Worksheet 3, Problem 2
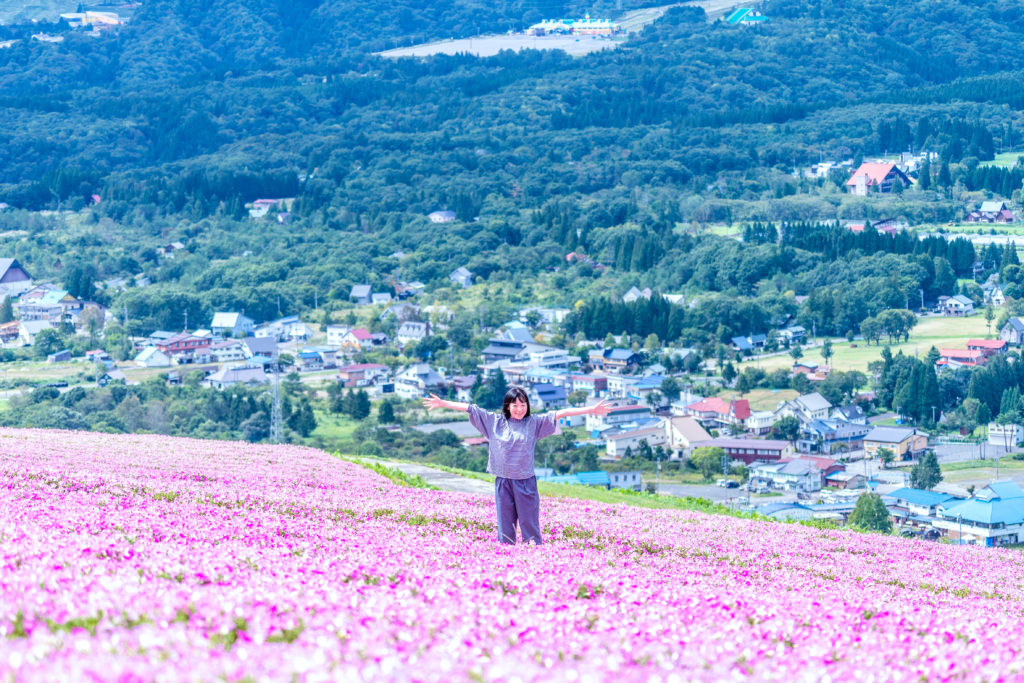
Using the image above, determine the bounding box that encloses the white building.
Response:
[210,312,255,338]
[988,422,1023,448]
[605,424,667,459]
[134,346,172,368]
[326,325,350,346]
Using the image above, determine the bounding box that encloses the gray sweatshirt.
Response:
[467,404,559,479]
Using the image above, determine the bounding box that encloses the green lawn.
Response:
[751,314,995,375]
[979,151,1023,168]
[311,409,362,443]
[727,387,798,411]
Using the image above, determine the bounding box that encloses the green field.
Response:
[978,151,1024,168]
[750,314,995,375]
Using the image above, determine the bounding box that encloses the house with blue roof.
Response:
[887,487,959,518]
[1000,317,1024,346]
[798,419,871,454]
[530,382,567,410]
[588,348,642,373]
[932,481,1024,546]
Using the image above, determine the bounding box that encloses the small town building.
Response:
[337,363,390,388]
[609,471,643,491]
[942,295,975,317]
[700,438,795,464]
[988,422,1024,448]
[664,416,712,459]
[846,162,912,195]
[933,481,1024,546]
[135,346,172,368]
[204,366,269,390]
[1000,318,1024,345]
[604,424,668,459]
[863,426,928,460]
[449,267,473,288]
[210,312,255,338]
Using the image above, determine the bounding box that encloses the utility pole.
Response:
[270,367,283,444]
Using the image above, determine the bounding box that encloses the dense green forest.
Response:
[0,0,1022,356]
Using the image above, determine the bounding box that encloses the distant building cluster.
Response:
[526,17,621,37]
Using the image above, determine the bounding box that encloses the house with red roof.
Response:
[966,339,1007,358]
[340,328,374,350]
[936,348,986,368]
[683,396,751,429]
[846,162,912,196]
[337,363,390,388]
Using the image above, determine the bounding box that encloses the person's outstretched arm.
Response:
[422,393,469,413]
[555,398,611,420]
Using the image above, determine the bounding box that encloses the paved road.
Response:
[364,459,494,496]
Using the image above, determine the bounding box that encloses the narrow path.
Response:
[367,459,494,496]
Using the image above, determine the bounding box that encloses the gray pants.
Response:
[494,476,542,545]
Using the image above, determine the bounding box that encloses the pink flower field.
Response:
[3,428,1024,682]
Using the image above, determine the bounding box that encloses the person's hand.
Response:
[422,393,444,411]
[590,399,611,417]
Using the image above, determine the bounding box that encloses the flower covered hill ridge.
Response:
[2,429,1023,682]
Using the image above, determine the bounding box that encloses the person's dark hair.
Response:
[502,386,531,419]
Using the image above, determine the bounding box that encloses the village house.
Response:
[562,372,608,398]
[966,338,1007,358]
[134,346,172,368]
[0,320,20,343]
[776,392,833,424]
[326,325,350,346]
[529,383,567,410]
[340,328,375,350]
[0,258,33,299]
[247,197,294,219]
[337,363,390,388]
[604,423,668,459]
[16,288,82,324]
[798,420,871,454]
[203,366,269,390]
[588,348,643,374]
[825,471,867,490]
[887,487,959,527]
[831,404,868,425]
[942,295,975,317]
[863,426,928,460]
[585,403,653,433]
[988,422,1024,448]
[242,336,279,361]
[749,459,823,492]
[965,201,1015,224]
[17,320,52,346]
[664,415,712,459]
[682,396,751,430]
[210,312,255,338]
[155,332,212,364]
[297,347,338,371]
[428,210,457,223]
[1000,318,1024,346]
[746,410,777,435]
[936,348,986,369]
[209,339,247,364]
[609,471,643,491]
[702,438,795,465]
[845,162,912,195]
[449,267,473,288]
[394,363,446,399]
[396,321,430,347]
[932,481,1024,546]
[622,286,652,303]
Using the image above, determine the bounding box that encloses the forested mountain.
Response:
[0,0,1022,342]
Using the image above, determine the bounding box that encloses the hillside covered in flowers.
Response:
[2,428,1023,681]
